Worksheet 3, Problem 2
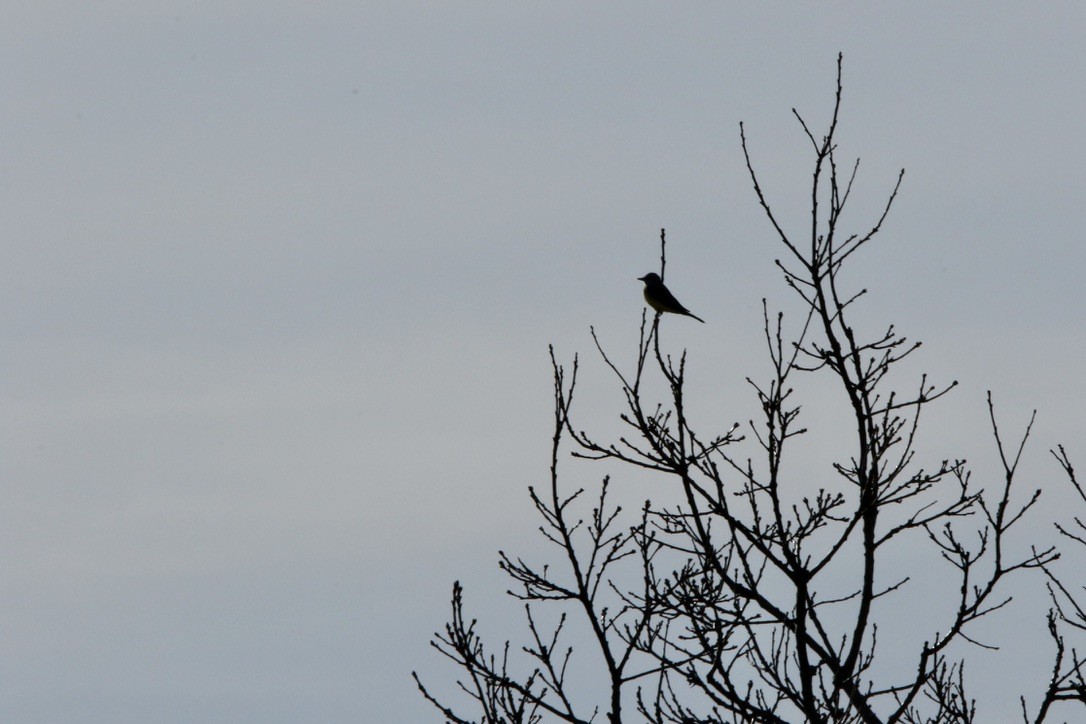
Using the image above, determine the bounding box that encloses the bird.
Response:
[638,273,705,323]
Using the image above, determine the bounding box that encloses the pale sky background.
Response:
[3,3,1086,723]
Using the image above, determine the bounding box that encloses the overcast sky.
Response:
[3,3,1086,722]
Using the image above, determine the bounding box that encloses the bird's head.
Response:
[638,273,662,284]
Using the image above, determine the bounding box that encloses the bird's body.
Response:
[638,273,705,323]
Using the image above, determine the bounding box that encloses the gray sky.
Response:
[3,3,1086,722]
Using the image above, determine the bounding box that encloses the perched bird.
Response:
[638,273,705,323]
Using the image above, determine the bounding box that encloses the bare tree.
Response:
[413,54,1086,724]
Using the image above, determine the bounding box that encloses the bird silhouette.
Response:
[638,273,704,323]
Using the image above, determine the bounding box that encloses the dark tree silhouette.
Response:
[413,55,1086,724]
